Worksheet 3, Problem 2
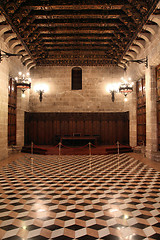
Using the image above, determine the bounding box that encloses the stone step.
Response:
[133,146,141,153]
[153,152,160,162]
[8,145,21,155]
[133,145,146,155]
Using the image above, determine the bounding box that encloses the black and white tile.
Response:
[0,154,160,239]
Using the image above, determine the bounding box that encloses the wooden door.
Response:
[137,78,146,145]
[156,65,160,150]
[8,78,17,146]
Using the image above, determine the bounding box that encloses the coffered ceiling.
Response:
[0,0,159,67]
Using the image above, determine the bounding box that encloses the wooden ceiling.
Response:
[0,0,159,66]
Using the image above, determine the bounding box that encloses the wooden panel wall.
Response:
[8,78,17,146]
[156,64,160,150]
[25,112,129,146]
[137,78,146,146]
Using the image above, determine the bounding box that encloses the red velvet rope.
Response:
[32,142,123,151]
[32,142,94,151]
[32,143,59,150]
[90,143,96,148]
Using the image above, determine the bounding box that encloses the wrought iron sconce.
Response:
[106,84,119,102]
[15,72,31,98]
[34,84,48,102]
[119,77,134,101]
[124,56,148,71]
[0,49,23,63]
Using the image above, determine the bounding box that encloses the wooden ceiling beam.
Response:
[24,22,118,28]
[31,10,124,19]
[28,26,116,34]
[41,37,113,41]
[35,60,117,66]
[32,29,118,35]
[27,5,124,10]
[41,54,112,58]
[37,48,113,51]
[24,32,116,40]
[20,0,126,11]
[42,40,113,45]
[34,15,120,20]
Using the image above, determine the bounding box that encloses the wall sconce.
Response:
[0,49,23,63]
[119,77,134,101]
[15,71,31,98]
[124,56,148,71]
[106,84,119,102]
[34,84,48,102]
[21,89,26,98]
[126,56,148,67]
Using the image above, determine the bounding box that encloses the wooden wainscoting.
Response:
[24,112,129,146]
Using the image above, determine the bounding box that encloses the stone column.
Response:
[129,88,137,147]
[145,66,158,160]
[16,89,29,148]
[0,62,9,161]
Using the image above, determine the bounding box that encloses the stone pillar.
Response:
[0,62,9,161]
[16,89,29,147]
[145,66,158,160]
[129,88,137,147]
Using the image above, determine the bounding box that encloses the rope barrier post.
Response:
[89,142,92,156]
[31,157,34,173]
[117,141,120,169]
[59,142,62,156]
[142,140,145,157]
[88,142,92,170]
[31,141,34,155]
[30,142,34,173]
[58,142,62,172]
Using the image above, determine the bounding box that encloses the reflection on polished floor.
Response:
[0,153,160,240]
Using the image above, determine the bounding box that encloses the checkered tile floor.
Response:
[0,154,160,240]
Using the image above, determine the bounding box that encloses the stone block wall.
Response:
[0,58,9,160]
[29,65,136,146]
[127,24,160,157]
[16,89,29,147]
[0,36,29,161]
[145,66,158,159]
[30,66,130,113]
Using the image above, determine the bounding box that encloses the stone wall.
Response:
[0,11,160,160]
[0,36,29,161]
[145,66,158,159]
[0,57,9,160]
[0,35,9,160]
[127,24,160,157]
[30,66,131,113]
[29,65,136,146]
[16,89,29,147]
